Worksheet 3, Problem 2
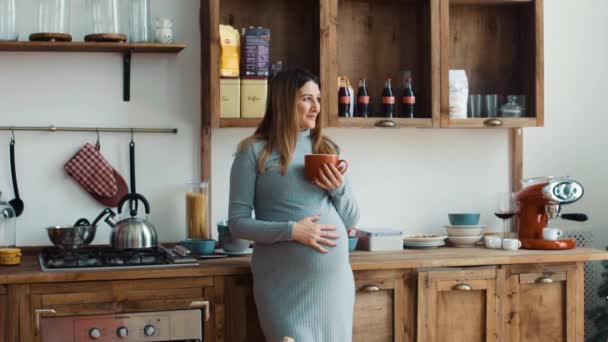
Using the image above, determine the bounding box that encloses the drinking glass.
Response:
[0,0,17,41]
[495,192,518,239]
[186,182,210,240]
[468,94,482,118]
[484,94,499,118]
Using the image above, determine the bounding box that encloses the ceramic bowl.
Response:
[446,227,484,237]
[448,213,480,226]
[447,235,483,247]
[348,236,358,252]
[181,238,217,255]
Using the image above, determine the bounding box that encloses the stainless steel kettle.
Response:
[92,193,158,249]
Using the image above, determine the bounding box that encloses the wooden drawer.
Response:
[22,277,215,342]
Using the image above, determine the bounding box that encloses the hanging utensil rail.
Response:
[0,126,177,134]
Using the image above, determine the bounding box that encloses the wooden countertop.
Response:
[1,247,607,284]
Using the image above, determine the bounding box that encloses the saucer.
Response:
[215,248,253,256]
[444,224,487,229]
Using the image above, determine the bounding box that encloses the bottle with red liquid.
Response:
[356,79,369,118]
[401,76,415,118]
[338,77,351,117]
[382,78,395,118]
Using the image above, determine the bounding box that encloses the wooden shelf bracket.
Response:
[123,50,132,102]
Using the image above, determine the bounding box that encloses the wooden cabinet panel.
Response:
[418,267,500,342]
[224,275,265,342]
[507,263,582,342]
[21,277,215,342]
[0,285,7,342]
[353,270,415,342]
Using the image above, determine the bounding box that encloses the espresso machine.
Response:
[516,177,588,250]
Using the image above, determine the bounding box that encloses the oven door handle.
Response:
[35,308,57,333]
[189,300,210,322]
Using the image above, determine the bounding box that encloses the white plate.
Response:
[404,242,446,249]
[403,240,446,246]
[215,248,253,256]
[447,235,484,246]
[403,235,448,243]
[444,224,487,229]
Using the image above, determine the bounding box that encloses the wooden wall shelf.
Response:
[0,41,186,101]
[447,117,537,128]
[220,118,262,128]
[336,118,434,129]
[0,41,185,53]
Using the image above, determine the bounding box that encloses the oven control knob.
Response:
[89,328,101,339]
[117,326,128,338]
[144,324,156,336]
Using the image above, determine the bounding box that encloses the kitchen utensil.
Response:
[495,192,518,238]
[484,235,502,249]
[304,154,348,182]
[502,238,521,251]
[86,138,158,249]
[447,235,483,247]
[468,94,482,118]
[180,238,217,255]
[483,94,499,117]
[542,227,563,241]
[8,136,24,217]
[516,176,586,249]
[186,182,210,239]
[445,227,484,237]
[46,223,97,249]
[0,191,16,247]
[215,247,253,256]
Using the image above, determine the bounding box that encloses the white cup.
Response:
[502,238,521,251]
[484,235,502,249]
[543,228,563,241]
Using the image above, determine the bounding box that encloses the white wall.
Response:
[0,0,201,245]
[1,0,605,257]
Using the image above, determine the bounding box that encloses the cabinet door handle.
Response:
[35,308,56,333]
[190,300,210,322]
[374,119,396,128]
[453,284,472,291]
[484,118,503,127]
[361,284,381,292]
[536,276,554,284]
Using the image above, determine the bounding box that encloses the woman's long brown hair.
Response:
[238,68,338,175]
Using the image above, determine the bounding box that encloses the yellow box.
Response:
[241,78,268,118]
[220,78,240,118]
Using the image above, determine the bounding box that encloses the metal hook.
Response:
[96,128,101,143]
[10,128,15,142]
[130,128,134,143]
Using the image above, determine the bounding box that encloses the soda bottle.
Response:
[382,78,395,118]
[401,76,415,118]
[356,79,369,118]
[338,77,351,117]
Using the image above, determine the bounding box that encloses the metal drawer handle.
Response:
[35,308,56,332]
[454,284,472,291]
[190,300,210,322]
[537,276,554,284]
[484,118,503,127]
[361,285,381,292]
[374,119,396,128]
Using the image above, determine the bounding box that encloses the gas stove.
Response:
[39,245,198,272]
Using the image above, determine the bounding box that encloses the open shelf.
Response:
[0,41,185,53]
[440,0,542,127]
[448,117,537,128]
[336,117,433,128]
[220,118,262,128]
[330,0,439,128]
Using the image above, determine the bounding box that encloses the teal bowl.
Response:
[448,213,480,226]
[348,237,358,252]
[181,239,217,255]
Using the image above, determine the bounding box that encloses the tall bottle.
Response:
[338,77,351,117]
[401,76,415,118]
[382,78,395,118]
[356,79,369,118]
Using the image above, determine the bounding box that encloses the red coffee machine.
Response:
[516,177,588,250]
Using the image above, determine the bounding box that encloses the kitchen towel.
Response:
[65,143,128,207]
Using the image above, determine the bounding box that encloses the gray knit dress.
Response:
[228,129,360,342]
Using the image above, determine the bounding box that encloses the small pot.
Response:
[46,223,97,250]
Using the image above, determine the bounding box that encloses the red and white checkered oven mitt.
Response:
[65,143,128,207]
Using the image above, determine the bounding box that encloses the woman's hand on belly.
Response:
[292,215,338,253]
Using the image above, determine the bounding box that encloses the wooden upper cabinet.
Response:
[505,263,583,342]
[325,0,440,128]
[440,0,544,128]
[417,267,501,342]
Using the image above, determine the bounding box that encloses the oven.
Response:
[38,304,208,342]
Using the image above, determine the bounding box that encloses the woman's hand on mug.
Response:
[314,163,345,191]
[292,215,338,253]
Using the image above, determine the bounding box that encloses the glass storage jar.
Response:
[0,192,17,248]
[500,95,524,118]
[186,182,210,240]
[85,0,126,41]
[31,0,71,41]
[0,0,17,41]
[130,0,150,42]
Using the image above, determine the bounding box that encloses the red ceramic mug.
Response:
[304,154,348,182]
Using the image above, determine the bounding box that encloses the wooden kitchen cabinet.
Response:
[1,285,7,342]
[417,267,501,342]
[353,269,416,342]
[223,275,266,342]
[19,277,216,342]
[505,263,584,342]
[440,0,544,128]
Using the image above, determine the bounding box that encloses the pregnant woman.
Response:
[228,68,360,341]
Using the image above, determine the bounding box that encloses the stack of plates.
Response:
[403,235,448,249]
[444,225,486,247]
